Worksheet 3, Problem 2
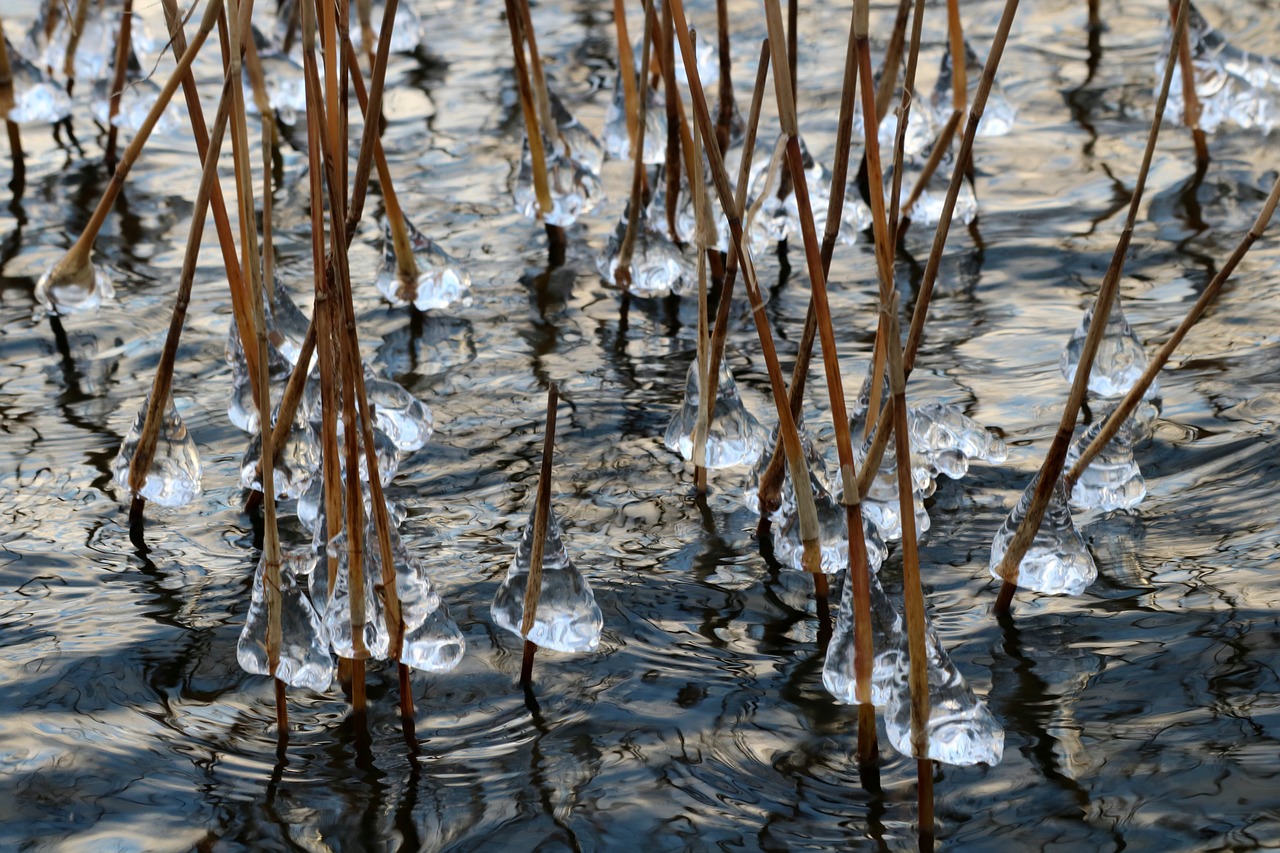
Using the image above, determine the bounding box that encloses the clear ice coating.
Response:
[5,55,72,123]
[1066,415,1147,511]
[266,278,312,365]
[296,474,407,535]
[491,506,603,653]
[771,478,888,576]
[989,474,1097,596]
[364,364,434,452]
[250,53,308,126]
[1060,294,1161,401]
[1163,3,1280,134]
[823,567,908,707]
[855,433,933,544]
[34,262,115,316]
[646,166,730,253]
[746,138,872,253]
[548,91,605,178]
[883,617,1005,766]
[513,136,605,228]
[237,551,335,692]
[111,393,203,507]
[373,217,472,312]
[226,330,295,434]
[379,526,466,672]
[354,0,427,54]
[602,70,667,164]
[663,357,765,469]
[890,149,980,227]
[596,202,695,298]
[91,78,185,135]
[239,417,321,500]
[908,401,1009,480]
[323,529,391,660]
[930,40,1017,137]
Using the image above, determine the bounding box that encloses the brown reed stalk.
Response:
[225,0,288,735]
[356,0,375,64]
[666,0,822,574]
[874,0,911,122]
[0,16,25,186]
[502,0,565,261]
[887,0,927,239]
[242,25,279,151]
[159,0,257,394]
[616,0,657,292]
[902,0,1021,377]
[104,0,132,168]
[62,0,89,84]
[520,384,560,686]
[690,40,770,487]
[128,75,234,525]
[514,0,553,132]
[1067,173,1280,488]
[1169,0,1209,168]
[613,0,640,149]
[342,23,423,302]
[661,0,682,240]
[714,0,734,154]
[39,0,225,308]
[945,0,967,114]
[691,96,712,494]
[993,0,1194,614]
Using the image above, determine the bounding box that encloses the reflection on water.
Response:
[2,0,1280,849]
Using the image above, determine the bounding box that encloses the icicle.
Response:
[237,550,334,692]
[111,393,203,507]
[664,357,765,469]
[373,218,472,312]
[1066,416,1147,511]
[989,474,1097,596]
[1061,295,1160,401]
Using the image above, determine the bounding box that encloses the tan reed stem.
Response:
[616,0,657,291]
[104,0,133,168]
[1066,173,1280,488]
[63,0,89,82]
[993,0,1194,613]
[660,0,681,240]
[613,0,639,149]
[945,0,967,114]
[520,384,560,685]
[503,0,561,255]
[667,0,821,573]
[1169,0,1209,168]
[41,0,225,304]
[691,101,711,490]
[515,0,553,132]
[874,0,912,122]
[714,0,734,154]
[129,75,234,511]
[887,0,928,240]
[0,16,26,181]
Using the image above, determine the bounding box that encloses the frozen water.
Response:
[239,417,321,500]
[373,217,472,312]
[266,278,312,366]
[597,202,695,298]
[237,551,334,692]
[824,568,907,707]
[908,401,1008,480]
[513,137,605,227]
[884,617,1004,766]
[930,40,1017,137]
[664,357,765,469]
[34,262,115,316]
[1066,416,1147,511]
[226,329,294,434]
[1061,295,1160,401]
[364,364,434,453]
[111,393,202,507]
[548,91,605,178]
[91,78,186,135]
[6,55,71,123]
[491,505,603,653]
[989,474,1097,595]
[602,70,668,164]
[353,0,426,54]
[323,528,391,660]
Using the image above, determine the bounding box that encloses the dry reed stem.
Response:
[356,0,375,64]
[874,0,912,122]
[503,0,555,224]
[242,25,279,151]
[945,0,967,114]
[666,0,821,571]
[691,107,711,485]
[0,18,26,192]
[104,0,133,168]
[520,384,560,685]
[129,75,234,504]
[617,0,657,290]
[63,0,89,82]
[515,0,554,132]
[613,0,640,148]
[917,758,935,851]
[714,0,734,154]
[661,1,682,240]
[887,0,928,240]
[1067,173,1280,487]
[159,0,257,394]
[42,0,224,299]
[1169,0,1209,168]
[884,294,929,761]
[993,0,1194,612]
[903,0,1020,377]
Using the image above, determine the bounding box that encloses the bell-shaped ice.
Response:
[1066,416,1146,511]
[364,364,434,453]
[323,528,391,660]
[266,278,312,365]
[664,357,765,469]
[34,262,115,316]
[597,202,696,298]
[111,393,202,507]
[226,321,295,433]
[824,566,907,707]
[602,70,668,164]
[884,617,1004,766]
[491,506,603,653]
[989,474,1097,595]
[373,217,471,312]
[237,550,335,692]
[548,91,605,178]
[239,417,321,500]
[930,40,1016,137]
[6,54,72,123]
[394,545,466,672]
[513,136,605,228]
[856,432,933,543]
[1060,295,1160,401]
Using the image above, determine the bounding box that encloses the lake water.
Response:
[2,0,1280,849]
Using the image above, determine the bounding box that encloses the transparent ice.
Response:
[1060,295,1160,401]
[930,40,1017,137]
[353,0,426,54]
[111,393,203,507]
[373,217,472,312]
[5,55,71,123]
[239,417,321,500]
[908,401,1009,480]
[602,70,668,164]
[513,136,605,227]
[237,551,334,692]
[989,474,1097,596]
[323,528,391,660]
[91,78,186,135]
[1066,416,1147,511]
[266,278,312,366]
[34,262,115,316]
[226,328,294,434]
[664,357,765,469]
[379,526,465,672]
[597,201,695,298]
[548,91,605,178]
[824,567,908,707]
[364,364,434,453]
[646,168,730,253]
[492,506,603,653]
[884,617,1005,766]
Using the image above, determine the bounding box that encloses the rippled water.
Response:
[3,0,1280,849]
